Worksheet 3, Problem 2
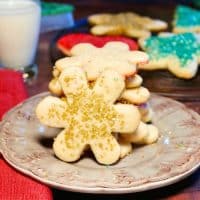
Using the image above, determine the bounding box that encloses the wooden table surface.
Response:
[26,1,200,199]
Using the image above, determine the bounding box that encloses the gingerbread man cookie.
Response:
[139,33,200,79]
[88,12,167,39]
[36,67,141,165]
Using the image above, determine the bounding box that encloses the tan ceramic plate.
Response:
[0,92,200,194]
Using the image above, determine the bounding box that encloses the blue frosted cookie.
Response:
[139,33,200,79]
[173,5,200,33]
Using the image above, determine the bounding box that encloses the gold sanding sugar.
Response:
[64,90,120,148]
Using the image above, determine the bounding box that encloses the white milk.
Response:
[0,0,41,69]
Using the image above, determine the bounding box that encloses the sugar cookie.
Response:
[36,67,141,165]
[121,122,159,145]
[88,12,167,39]
[139,33,200,79]
[173,5,200,33]
[57,33,138,56]
[119,86,150,105]
[55,42,148,81]
[125,74,143,89]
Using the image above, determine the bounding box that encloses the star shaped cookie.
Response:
[139,33,200,79]
[88,12,167,39]
[36,67,141,165]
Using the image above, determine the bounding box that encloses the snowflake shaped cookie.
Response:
[36,67,140,165]
[88,12,167,39]
[55,42,148,81]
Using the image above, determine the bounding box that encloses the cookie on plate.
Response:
[119,86,150,105]
[57,33,138,56]
[120,121,159,145]
[139,33,200,79]
[36,67,141,165]
[88,12,167,38]
[173,5,200,33]
[55,41,148,81]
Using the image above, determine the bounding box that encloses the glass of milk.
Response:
[0,0,41,79]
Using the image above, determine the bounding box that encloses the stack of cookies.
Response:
[36,42,159,165]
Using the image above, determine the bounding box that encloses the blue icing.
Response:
[174,5,200,27]
[144,33,200,67]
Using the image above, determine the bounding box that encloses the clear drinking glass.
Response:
[0,0,41,80]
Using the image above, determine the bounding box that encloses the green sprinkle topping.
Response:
[144,33,200,67]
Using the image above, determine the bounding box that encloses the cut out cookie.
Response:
[125,74,143,89]
[139,33,200,79]
[119,86,150,105]
[57,33,138,56]
[120,122,159,145]
[36,67,141,165]
[55,42,148,81]
[173,5,200,33]
[88,12,167,39]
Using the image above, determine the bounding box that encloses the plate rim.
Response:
[0,149,199,194]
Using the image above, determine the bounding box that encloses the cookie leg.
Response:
[90,134,120,165]
[53,129,86,162]
[168,58,199,79]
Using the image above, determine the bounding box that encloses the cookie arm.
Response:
[59,67,88,97]
[36,96,69,128]
[113,103,141,133]
[93,70,125,104]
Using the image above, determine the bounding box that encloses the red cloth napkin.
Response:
[0,69,53,200]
